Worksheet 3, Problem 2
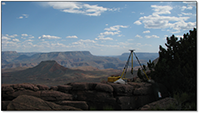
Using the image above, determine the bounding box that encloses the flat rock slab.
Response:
[40,90,73,101]
[7,95,81,111]
[57,101,88,110]
[11,83,39,91]
[37,84,49,90]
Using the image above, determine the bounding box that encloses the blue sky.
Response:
[1,1,196,55]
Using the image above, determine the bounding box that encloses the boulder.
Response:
[1,101,11,110]
[87,83,98,90]
[95,83,113,93]
[2,85,15,93]
[139,97,178,110]
[109,83,134,96]
[134,86,153,95]
[7,95,81,110]
[57,85,72,93]
[70,82,89,90]
[2,89,41,101]
[116,96,137,110]
[12,90,41,98]
[57,101,88,110]
[71,90,117,110]
[37,84,49,90]
[49,86,58,91]
[40,90,73,101]
[2,86,15,100]
[134,83,153,95]
[134,95,156,109]
[11,83,39,91]
[71,90,94,101]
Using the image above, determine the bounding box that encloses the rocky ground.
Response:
[2,82,177,111]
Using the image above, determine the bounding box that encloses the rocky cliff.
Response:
[2,51,124,70]
[2,82,171,111]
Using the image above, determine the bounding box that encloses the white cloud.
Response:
[183,1,196,7]
[96,37,113,41]
[135,35,143,38]
[45,2,117,16]
[101,31,119,36]
[171,30,181,34]
[38,35,61,39]
[21,34,34,38]
[172,21,196,31]
[127,39,134,41]
[2,2,6,5]
[143,30,150,33]
[18,14,28,19]
[181,5,193,11]
[134,4,196,33]
[181,1,196,11]
[26,39,34,42]
[140,12,144,15]
[151,5,173,15]
[9,34,18,38]
[51,42,69,47]
[22,14,29,18]
[134,20,142,25]
[175,35,183,38]
[21,34,28,37]
[29,36,35,38]
[95,43,120,48]
[66,35,78,38]
[2,34,18,39]
[2,40,18,48]
[104,25,128,31]
[145,35,159,38]
[72,39,96,45]
[80,39,96,43]
[138,13,193,31]
[181,12,196,16]
[12,38,20,42]
[2,36,11,40]
[118,34,123,37]
[96,25,128,41]
[137,43,152,47]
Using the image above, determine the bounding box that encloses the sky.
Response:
[1,1,197,55]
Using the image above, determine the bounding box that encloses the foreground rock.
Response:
[7,95,81,111]
[2,82,170,110]
[56,101,88,110]
[139,97,178,110]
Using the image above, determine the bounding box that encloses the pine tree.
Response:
[149,28,197,110]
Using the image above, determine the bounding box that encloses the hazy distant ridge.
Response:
[2,51,158,70]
